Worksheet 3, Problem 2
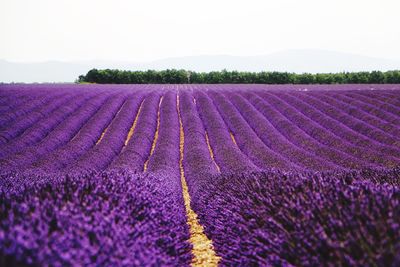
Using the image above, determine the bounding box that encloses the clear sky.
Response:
[1,0,399,62]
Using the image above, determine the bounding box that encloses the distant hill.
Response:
[1,50,400,83]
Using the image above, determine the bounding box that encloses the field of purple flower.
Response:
[1,84,399,266]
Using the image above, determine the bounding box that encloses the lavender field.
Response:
[0,84,399,266]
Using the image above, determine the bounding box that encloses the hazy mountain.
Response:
[1,50,400,83]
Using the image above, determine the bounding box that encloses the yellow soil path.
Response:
[230,132,238,146]
[95,126,109,145]
[124,99,144,146]
[143,96,163,172]
[95,101,127,145]
[205,131,221,173]
[177,94,220,267]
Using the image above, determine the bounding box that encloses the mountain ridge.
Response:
[1,50,400,83]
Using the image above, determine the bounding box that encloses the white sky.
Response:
[1,0,399,62]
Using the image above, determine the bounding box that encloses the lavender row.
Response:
[344,91,400,118]
[0,94,35,116]
[209,90,297,170]
[0,170,192,266]
[260,91,400,168]
[146,91,180,175]
[110,93,160,171]
[70,94,146,172]
[0,92,44,123]
[0,94,110,172]
[189,168,400,266]
[0,92,67,131]
[306,91,400,143]
[30,93,129,172]
[179,90,220,201]
[229,91,341,171]
[194,90,258,173]
[327,91,400,127]
[359,90,400,110]
[255,91,386,169]
[245,92,346,170]
[277,92,400,159]
[296,92,398,147]
[319,91,400,140]
[0,93,93,159]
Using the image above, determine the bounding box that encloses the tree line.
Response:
[77,69,400,84]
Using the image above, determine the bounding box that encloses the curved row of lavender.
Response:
[0,83,399,266]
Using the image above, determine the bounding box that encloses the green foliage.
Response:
[78,69,400,84]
